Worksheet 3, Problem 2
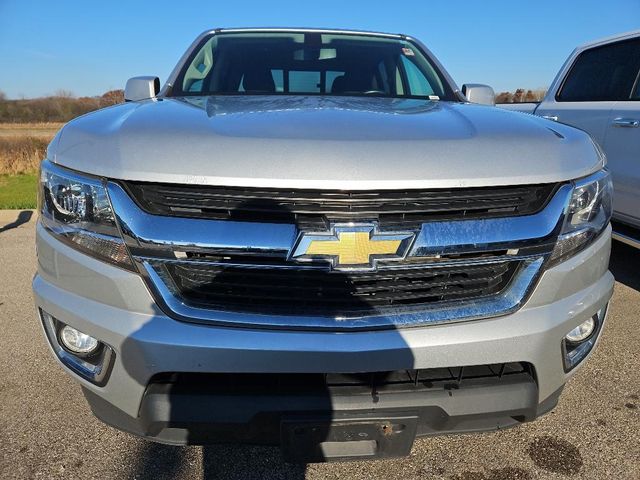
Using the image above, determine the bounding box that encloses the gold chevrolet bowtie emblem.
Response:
[291,224,414,271]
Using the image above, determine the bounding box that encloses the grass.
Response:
[0,135,49,175]
[0,122,65,132]
[0,122,65,128]
[0,173,38,209]
[0,123,63,143]
[0,130,50,209]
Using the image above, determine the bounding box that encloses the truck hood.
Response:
[51,95,602,189]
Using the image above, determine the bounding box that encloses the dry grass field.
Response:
[0,123,60,175]
[0,122,64,139]
[0,123,59,208]
[0,135,49,175]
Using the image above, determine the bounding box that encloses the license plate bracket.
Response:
[280,415,418,463]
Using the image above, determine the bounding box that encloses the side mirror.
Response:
[124,76,160,101]
[462,84,495,106]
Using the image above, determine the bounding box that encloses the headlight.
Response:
[39,160,134,269]
[550,169,612,264]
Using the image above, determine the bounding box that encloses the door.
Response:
[535,40,632,144]
[604,93,640,226]
[601,38,640,225]
[537,36,640,225]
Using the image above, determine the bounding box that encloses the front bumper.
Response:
[82,369,561,455]
[33,222,613,447]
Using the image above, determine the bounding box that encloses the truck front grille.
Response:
[107,179,568,329]
[151,260,520,315]
[122,182,559,230]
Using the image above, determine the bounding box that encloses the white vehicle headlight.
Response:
[39,160,134,269]
[550,169,612,264]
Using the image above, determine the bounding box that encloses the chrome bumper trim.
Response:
[612,230,640,249]
[108,181,571,257]
[138,257,544,330]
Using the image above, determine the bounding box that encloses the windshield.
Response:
[171,31,454,100]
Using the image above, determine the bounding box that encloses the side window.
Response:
[400,56,435,97]
[271,70,284,92]
[182,37,216,93]
[558,38,640,102]
[289,71,320,93]
[395,68,404,95]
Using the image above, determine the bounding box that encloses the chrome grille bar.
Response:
[108,182,571,258]
[105,181,570,330]
[141,257,544,330]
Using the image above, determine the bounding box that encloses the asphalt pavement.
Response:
[0,210,638,479]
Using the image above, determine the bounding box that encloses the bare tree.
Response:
[495,88,548,104]
[99,89,125,106]
[532,88,547,101]
[54,89,75,98]
[512,89,524,103]
[495,91,514,104]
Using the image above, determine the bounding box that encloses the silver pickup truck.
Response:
[500,30,640,247]
[33,28,613,462]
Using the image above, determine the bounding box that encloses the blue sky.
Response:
[1,0,638,99]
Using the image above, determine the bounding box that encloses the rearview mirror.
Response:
[124,76,160,101]
[462,84,495,106]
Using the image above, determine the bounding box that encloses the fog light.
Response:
[39,309,114,385]
[565,317,595,344]
[562,305,607,372]
[59,325,99,355]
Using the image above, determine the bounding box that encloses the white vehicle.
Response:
[499,30,640,247]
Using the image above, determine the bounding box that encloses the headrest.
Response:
[243,68,276,93]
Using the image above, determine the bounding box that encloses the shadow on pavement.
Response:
[128,443,305,479]
[609,240,640,292]
[0,210,33,234]
[201,445,306,479]
[127,442,190,479]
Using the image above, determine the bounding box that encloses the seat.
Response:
[331,72,374,94]
[331,75,347,93]
[242,68,276,93]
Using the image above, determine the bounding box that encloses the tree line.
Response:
[494,88,547,104]
[0,87,549,122]
[0,90,124,123]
